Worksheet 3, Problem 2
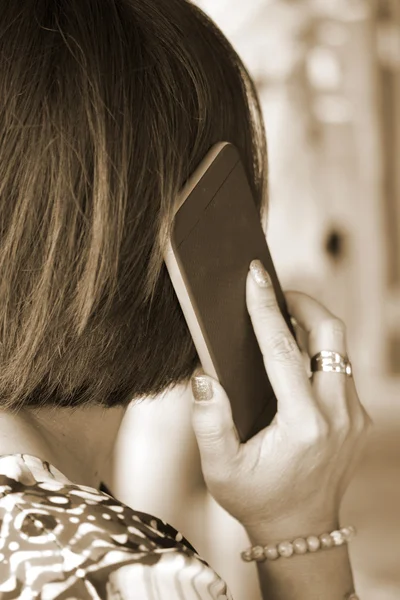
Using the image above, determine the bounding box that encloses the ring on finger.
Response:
[310,350,353,377]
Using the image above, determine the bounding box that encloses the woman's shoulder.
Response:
[0,453,233,599]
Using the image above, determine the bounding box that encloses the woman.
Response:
[0,1,371,599]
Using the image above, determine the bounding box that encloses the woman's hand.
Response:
[190,261,373,539]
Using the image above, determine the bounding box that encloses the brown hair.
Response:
[0,0,267,413]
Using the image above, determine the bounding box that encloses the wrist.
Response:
[244,515,340,547]
[241,517,357,600]
[252,542,355,600]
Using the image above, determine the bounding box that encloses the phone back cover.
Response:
[171,144,296,442]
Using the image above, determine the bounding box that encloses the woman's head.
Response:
[0,0,267,413]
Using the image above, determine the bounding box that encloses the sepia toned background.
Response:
[103,1,400,599]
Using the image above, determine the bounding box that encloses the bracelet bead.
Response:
[319,533,334,549]
[264,544,279,560]
[241,524,357,563]
[341,526,356,542]
[241,548,253,562]
[306,535,321,552]
[252,545,266,562]
[292,537,308,554]
[277,541,294,558]
[331,530,345,546]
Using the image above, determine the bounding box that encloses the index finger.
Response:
[246,265,315,423]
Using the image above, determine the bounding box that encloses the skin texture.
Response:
[189,268,372,599]
[0,404,126,489]
[0,266,371,600]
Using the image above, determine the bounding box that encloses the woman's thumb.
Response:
[190,370,241,470]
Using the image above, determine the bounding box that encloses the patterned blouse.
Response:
[0,453,233,600]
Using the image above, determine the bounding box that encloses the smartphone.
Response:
[162,142,298,443]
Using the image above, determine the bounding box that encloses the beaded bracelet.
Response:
[242,526,359,598]
[241,525,357,563]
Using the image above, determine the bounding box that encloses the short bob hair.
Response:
[0,0,267,413]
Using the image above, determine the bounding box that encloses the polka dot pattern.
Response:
[0,453,233,600]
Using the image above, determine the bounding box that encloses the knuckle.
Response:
[336,411,352,437]
[298,412,330,444]
[268,331,299,362]
[353,420,366,437]
[321,317,346,338]
[355,409,374,436]
[331,317,347,336]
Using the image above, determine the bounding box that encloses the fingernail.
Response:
[250,259,271,288]
[191,376,213,401]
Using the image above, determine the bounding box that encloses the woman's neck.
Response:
[0,404,127,489]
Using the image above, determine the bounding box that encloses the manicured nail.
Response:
[250,259,271,287]
[191,376,213,401]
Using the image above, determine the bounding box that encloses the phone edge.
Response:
[161,143,231,381]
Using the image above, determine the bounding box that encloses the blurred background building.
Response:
[103,1,400,599]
